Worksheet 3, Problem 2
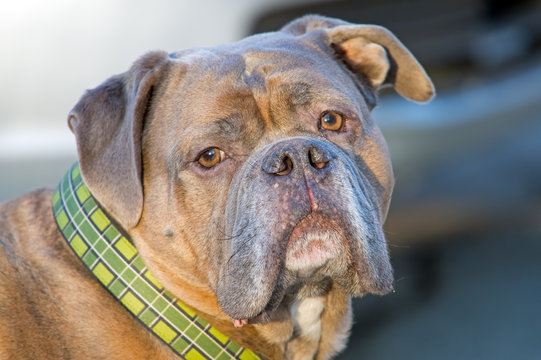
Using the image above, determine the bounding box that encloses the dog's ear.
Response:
[68,51,170,229]
[282,15,435,103]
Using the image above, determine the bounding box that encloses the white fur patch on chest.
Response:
[290,296,325,341]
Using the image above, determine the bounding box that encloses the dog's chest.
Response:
[290,297,325,341]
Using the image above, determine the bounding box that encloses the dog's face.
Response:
[68,16,433,324]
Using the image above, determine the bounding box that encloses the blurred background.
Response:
[1,0,540,359]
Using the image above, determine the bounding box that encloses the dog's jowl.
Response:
[0,15,433,360]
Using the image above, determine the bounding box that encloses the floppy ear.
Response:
[282,15,435,103]
[68,51,170,229]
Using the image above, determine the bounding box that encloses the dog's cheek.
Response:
[354,122,394,221]
[173,168,240,286]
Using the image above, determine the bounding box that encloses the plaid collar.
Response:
[52,163,261,360]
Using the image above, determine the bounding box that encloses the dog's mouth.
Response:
[217,215,393,324]
[227,213,354,326]
[218,205,394,324]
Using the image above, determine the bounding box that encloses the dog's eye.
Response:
[197,147,224,168]
[319,111,344,131]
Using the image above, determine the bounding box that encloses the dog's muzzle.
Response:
[217,137,393,321]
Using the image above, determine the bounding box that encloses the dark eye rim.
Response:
[319,110,345,131]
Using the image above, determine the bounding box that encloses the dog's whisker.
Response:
[216,222,249,241]
[226,232,257,266]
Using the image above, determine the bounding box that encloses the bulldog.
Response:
[0,15,433,360]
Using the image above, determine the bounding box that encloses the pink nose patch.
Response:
[285,214,343,271]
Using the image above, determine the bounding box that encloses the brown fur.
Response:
[0,15,433,359]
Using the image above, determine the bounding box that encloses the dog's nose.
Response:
[262,138,333,177]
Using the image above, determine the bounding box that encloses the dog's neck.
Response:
[262,289,351,359]
[288,297,326,356]
[52,163,262,360]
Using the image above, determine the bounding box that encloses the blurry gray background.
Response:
[2,0,541,359]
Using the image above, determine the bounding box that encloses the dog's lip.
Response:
[227,213,347,325]
[285,212,345,273]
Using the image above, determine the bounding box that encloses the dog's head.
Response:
[68,15,433,323]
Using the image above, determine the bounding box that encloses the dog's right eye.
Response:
[197,147,224,168]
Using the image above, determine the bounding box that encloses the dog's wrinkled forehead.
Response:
[167,32,369,138]
[172,31,336,78]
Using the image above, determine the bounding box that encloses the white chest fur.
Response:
[291,297,325,341]
[286,296,326,359]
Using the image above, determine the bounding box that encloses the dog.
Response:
[0,15,433,359]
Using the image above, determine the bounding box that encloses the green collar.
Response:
[52,163,260,360]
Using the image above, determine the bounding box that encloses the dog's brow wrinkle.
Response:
[280,82,312,106]
[185,117,243,145]
[216,117,240,135]
[240,54,278,130]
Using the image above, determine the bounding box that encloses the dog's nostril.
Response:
[308,147,330,170]
[276,156,293,176]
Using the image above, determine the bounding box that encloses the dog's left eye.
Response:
[197,147,224,168]
[319,111,344,131]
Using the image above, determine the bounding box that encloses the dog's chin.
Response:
[243,213,353,324]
